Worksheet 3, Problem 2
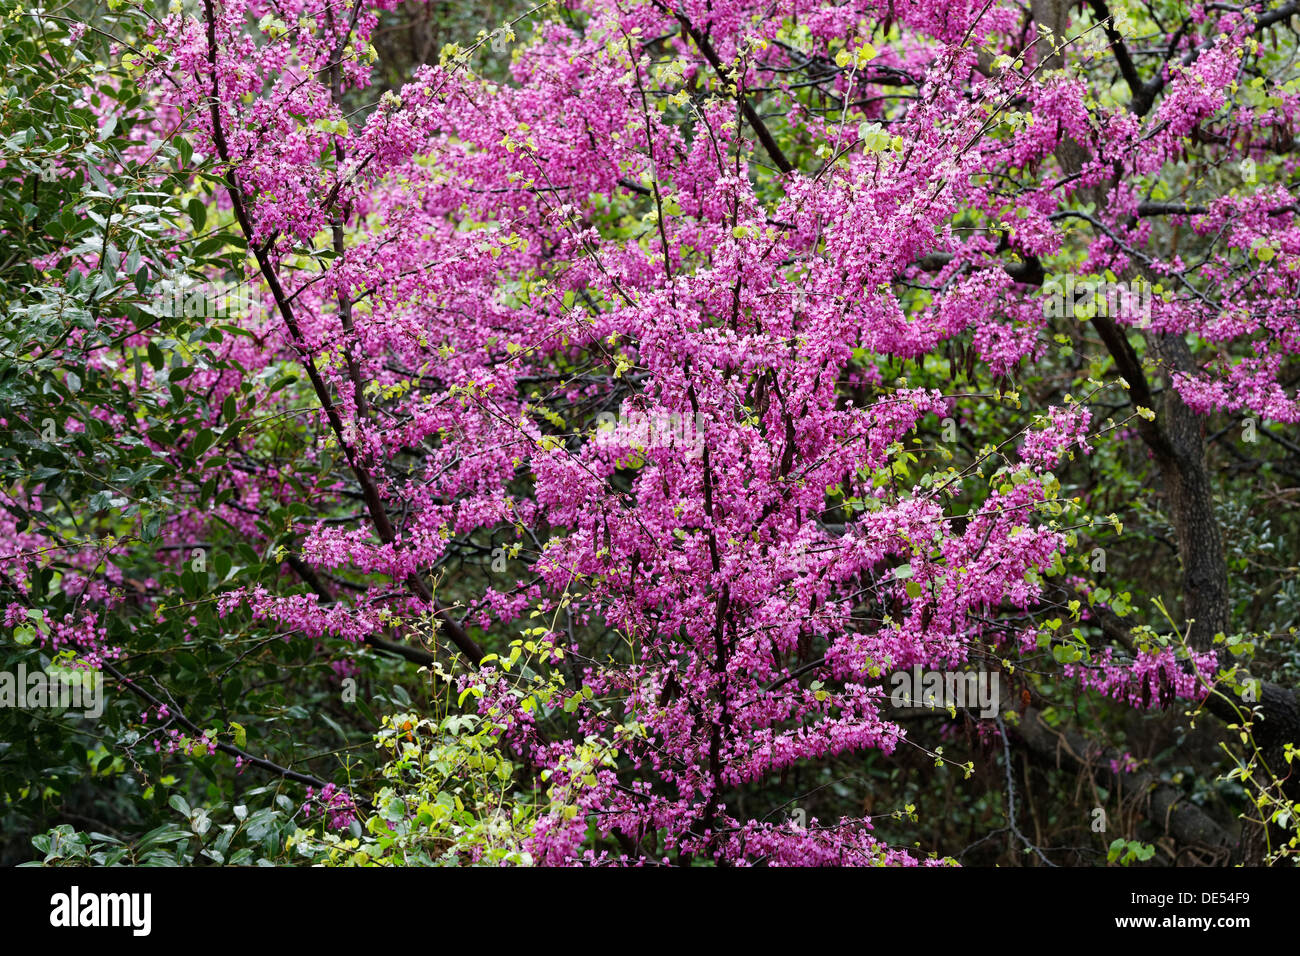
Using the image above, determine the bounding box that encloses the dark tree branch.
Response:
[202,0,483,664]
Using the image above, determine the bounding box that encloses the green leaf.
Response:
[190,428,215,458]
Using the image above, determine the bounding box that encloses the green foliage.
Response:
[1107,838,1156,866]
[289,711,542,866]
[24,786,300,865]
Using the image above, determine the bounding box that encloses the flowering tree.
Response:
[3,0,1299,866]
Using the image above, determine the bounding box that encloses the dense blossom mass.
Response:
[4,0,1298,866]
